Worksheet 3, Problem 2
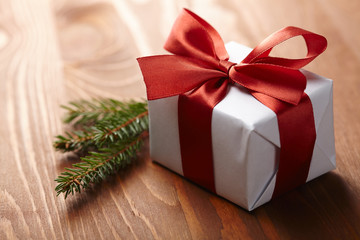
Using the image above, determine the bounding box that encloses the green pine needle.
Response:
[62,98,131,125]
[54,99,149,199]
[54,100,148,152]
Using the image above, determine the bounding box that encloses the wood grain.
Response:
[1,0,360,239]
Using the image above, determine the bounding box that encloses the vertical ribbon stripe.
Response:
[252,92,316,197]
[179,78,229,193]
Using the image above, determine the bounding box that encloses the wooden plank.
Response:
[0,0,359,239]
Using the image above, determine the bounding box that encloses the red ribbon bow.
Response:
[138,9,327,198]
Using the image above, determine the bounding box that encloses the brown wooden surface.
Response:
[1,0,360,239]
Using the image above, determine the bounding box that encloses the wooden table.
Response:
[1,0,360,239]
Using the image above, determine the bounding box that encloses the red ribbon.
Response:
[137,9,327,198]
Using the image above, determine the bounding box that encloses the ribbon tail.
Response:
[137,55,227,100]
[231,64,306,105]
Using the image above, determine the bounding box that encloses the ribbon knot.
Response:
[137,9,327,198]
[219,59,236,75]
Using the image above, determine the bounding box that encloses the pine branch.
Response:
[91,105,149,147]
[53,128,97,153]
[54,100,148,153]
[55,132,148,199]
[54,98,149,199]
[62,98,137,126]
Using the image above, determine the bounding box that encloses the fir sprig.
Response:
[54,99,149,199]
[55,132,148,198]
[54,129,97,153]
[54,100,148,152]
[61,98,131,125]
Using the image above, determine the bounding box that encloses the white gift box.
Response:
[147,42,336,211]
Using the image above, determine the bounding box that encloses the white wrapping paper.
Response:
[147,42,336,211]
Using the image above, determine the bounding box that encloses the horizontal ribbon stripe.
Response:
[137,8,327,198]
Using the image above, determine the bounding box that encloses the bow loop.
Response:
[242,26,327,69]
[164,9,229,68]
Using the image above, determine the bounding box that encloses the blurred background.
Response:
[14,0,357,101]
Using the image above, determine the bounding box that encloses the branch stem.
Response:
[67,131,148,188]
[102,111,148,140]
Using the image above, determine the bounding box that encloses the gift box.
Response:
[147,41,335,211]
[138,9,336,211]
